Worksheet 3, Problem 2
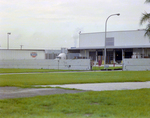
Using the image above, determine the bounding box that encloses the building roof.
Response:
[0,49,45,51]
[79,29,145,35]
[68,45,150,51]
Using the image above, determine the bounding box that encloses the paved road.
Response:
[1,81,150,99]
[41,81,150,91]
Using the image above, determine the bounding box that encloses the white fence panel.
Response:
[123,59,150,71]
[0,59,91,70]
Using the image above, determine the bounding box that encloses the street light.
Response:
[104,13,120,69]
[20,45,23,49]
[7,32,11,49]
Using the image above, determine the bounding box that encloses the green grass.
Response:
[0,67,123,73]
[0,71,150,87]
[0,68,79,73]
[0,69,150,117]
[92,66,122,70]
[0,89,150,118]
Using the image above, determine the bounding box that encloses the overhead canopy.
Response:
[68,45,150,51]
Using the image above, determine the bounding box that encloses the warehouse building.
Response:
[0,48,67,60]
[68,29,150,64]
[0,48,90,70]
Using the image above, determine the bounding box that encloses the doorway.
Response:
[89,51,96,61]
[125,52,133,58]
[106,51,113,64]
[115,50,122,64]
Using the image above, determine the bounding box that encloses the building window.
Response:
[106,37,114,46]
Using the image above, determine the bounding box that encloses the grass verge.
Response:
[92,66,122,70]
[0,67,122,73]
[0,71,150,87]
[0,68,79,73]
[0,89,150,118]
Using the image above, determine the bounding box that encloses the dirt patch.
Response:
[0,87,86,99]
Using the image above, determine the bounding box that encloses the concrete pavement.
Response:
[40,81,150,91]
[1,82,150,99]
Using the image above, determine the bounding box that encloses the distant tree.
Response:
[140,0,150,38]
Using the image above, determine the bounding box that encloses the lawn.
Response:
[0,67,122,73]
[0,89,150,118]
[0,69,150,117]
[0,68,76,73]
[0,71,150,87]
[92,66,122,70]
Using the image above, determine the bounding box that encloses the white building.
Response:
[0,48,68,60]
[68,29,150,64]
[0,49,45,60]
[0,49,90,70]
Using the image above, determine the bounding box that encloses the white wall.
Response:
[0,50,45,60]
[79,30,150,47]
[0,59,91,70]
[123,59,150,71]
[79,33,105,47]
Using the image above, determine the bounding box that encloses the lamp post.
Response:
[104,13,120,69]
[20,45,23,49]
[7,32,11,49]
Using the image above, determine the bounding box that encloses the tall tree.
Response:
[140,0,150,38]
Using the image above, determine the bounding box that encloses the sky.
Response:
[0,0,149,49]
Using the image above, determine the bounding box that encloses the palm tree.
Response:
[145,0,150,2]
[140,0,150,38]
